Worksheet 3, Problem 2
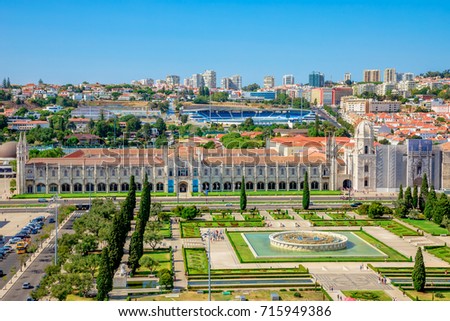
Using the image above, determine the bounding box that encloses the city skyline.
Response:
[1,0,449,85]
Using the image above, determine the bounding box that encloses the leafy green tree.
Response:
[367,202,385,219]
[412,185,418,208]
[242,83,260,92]
[240,176,247,211]
[412,247,426,292]
[96,247,113,301]
[158,268,174,289]
[128,231,143,274]
[181,206,200,220]
[433,193,450,225]
[139,256,159,275]
[154,117,167,134]
[398,184,403,201]
[302,171,310,210]
[404,186,413,209]
[144,221,163,250]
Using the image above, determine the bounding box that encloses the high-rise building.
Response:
[191,74,204,88]
[402,72,414,81]
[282,74,295,86]
[383,68,396,83]
[264,76,275,88]
[363,69,381,83]
[309,71,325,87]
[183,78,192,87]
[221,75,242,90]
[344,73,352,82]
[202,70,217,88]
[165,75,180,86]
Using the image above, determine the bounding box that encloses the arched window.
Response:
[300,181,305,189]
[39,170,43,177]
[74,183,82,192]
[27,185,33,193]
[61,183,71,192]
[97,183,106,192]
[52,169,56,177]
[86,183,94,192]
[64,170,68,177]
[279,181,286,190]
[268,181,276,190]
[149,183,153,191]
[124,169,128,176]
[121,183,129,192]
[76,170,80,177]
[212,182,221,191]
[234,181,241,190]
[311,181,319,190]
[364,146,369,154]
[49,184,58,193]
[100,169,104,177]
[111,169,116,177]
[246,181,254,190]
[135,169,140,176]
[289,181,297,190]
[364,179,369,187]
[257,182,265,190]
[36,183,46,193]
[136,183,142,191]
[156,182,164,191]
[202,182,210,191]
[223,182,232,190]
[323,182,329,190]
[109,183,118,192]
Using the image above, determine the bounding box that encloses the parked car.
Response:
[0,269,4,276]
[22,282,32,289]
[350,202,363,208]
[48,217,55,223]
[2,245,13,252]
[9,237,22,244]
[38,198,48,203]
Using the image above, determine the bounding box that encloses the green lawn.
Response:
[0,204,48,208]
[227,230,408,263]
[402,219,449,236]
[13,192,176,199]
[406,290,450,301]
[299,213,323,220]
[180,220,265,238]
[426,246,450,264]
[184,248,208,275]
[327,213,354,220]
[341,290,392,301]
[311,219,376,227]
[212,214,235,221]
[376,220,419,237]
[193,190,342,197]
[134,250,172,276]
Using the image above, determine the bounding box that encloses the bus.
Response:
[16,241,28,254]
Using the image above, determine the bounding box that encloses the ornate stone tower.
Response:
[353,120,376,191]
[16,132,29,194]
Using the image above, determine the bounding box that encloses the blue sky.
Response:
[1,0,449,85]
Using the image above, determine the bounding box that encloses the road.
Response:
[1,211,84,301]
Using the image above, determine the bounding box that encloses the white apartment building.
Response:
[384,68,396,83]
[340,96,368,115]
[166,75,180,86]
[202,70,216,88]
[353,83,376,95]
[368,100,401,113]
[282,74,295,86]
[264,76,275,88]
[191,74,204,88]
[363,69,380,83]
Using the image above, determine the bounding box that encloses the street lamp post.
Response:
[53,194,59,265]
[207,228,211,301]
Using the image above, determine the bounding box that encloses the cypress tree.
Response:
[240,176,247,211]
[433,193,450,225]
[412,185,418,209]
[412,247,426,292]
[128,175,136,221]
[405,186,413,209]
[421,173,429,199]
[128,231,142,274]
[138,174,150,236]
[398,184,403,201]
[96,247,113,301]
[424,185,437,220]
[2,78,6,88]
[302,171,310,210]
[6,77,10,88]
[108,213,125,270]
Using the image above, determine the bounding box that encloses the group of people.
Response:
[202,229,225,242]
